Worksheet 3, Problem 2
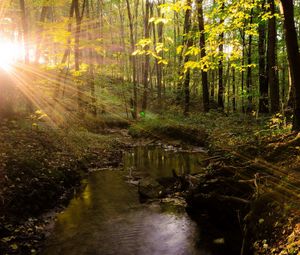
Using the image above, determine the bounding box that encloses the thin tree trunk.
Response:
[287,66,294,108]
[226,65,230,114]
[54,0,75,100]
[87,0,96,115]
[156,2,163,109]
[125,0,138,119]
[74,0,86,110]
[184,69,191,115]
[241,27,246,112]
[232,67,236,111]
[281,61,286,109]
[246,6,253,112]
[211,70,215,98]
[74,0,81,109]
[35,5,49,64]
[267,0,279,113]
[176,1,191,104]
[217,3,224,110]
[258,0,268,113]
[19,0,29,64]
[142,0,150,113]
[182,0,192,116]
[196,0,209,112]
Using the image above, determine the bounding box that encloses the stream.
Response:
[41,146,240,255]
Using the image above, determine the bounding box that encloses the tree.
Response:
[125,0,138,119]
[86,0,97,115]
[35,4,49,64]
[19,0,29,64]
[267,0,279,113]
[142,0,150,113]
[4,0,300,123]
[196,0,209,112]
[258,0,268,113]
[246,4,253,112]
[280,0,300,130]
[182,0,192,116]
[156,1,164,108]
[217,2,225,110]
[54,0,75,100]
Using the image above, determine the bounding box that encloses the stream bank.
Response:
[41,144,248,255]
[129,114,300,255]
[0,119,131,255]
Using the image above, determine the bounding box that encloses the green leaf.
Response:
[10,244,18,250]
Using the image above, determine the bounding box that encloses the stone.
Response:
[138,177,165,199]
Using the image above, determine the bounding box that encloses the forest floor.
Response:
[0,116,132,255]
[0,111,299,255]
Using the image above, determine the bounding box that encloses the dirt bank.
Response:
[0,119,131,255]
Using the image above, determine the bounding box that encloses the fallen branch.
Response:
[218,195,251,204]
[201,155,224,162]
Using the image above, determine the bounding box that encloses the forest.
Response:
[0,0,299,254]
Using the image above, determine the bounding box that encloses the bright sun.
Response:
[0,39,24,71]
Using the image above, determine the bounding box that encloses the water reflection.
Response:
[123,146,206,178]
[41,147,211,255]
[42,173,204,255]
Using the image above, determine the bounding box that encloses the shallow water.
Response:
[123,145,207,178]
[41,146,233,255]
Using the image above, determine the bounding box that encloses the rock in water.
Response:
[138,177,165,199]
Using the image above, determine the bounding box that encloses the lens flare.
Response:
[0,39,24,71]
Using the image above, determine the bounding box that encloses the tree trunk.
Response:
[241,27,246,112]
[217,3,224,110]
[246,7,253,113]
[258,1,268,113]
[182,0,192,116]
[267,0,279,113]
[281,0,300,130]
[126,0,138,119]
[19,0,29,64]
[54,0,75,100]
[196,0,209,112]
[232,67,236,111]
[156,2,163,110]
[211,70,215,98]
[142,0,150,113]
[74,0,83,110]
[74,0,82,72]
[184,69,191,116]
[35,5,49,64]
[87,0,96,115]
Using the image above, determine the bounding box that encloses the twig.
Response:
[201,155,223,162]
[218,195,251,204]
